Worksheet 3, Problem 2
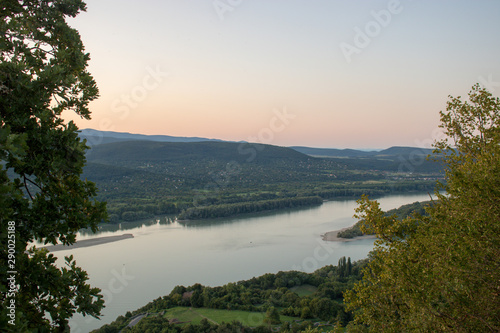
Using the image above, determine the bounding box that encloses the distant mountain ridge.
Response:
[290,146,374,158]
[291,146,434,159]
[86,140,310,166]
[80,129,434,158]
[79,128,223,146]
[78,130,442,224]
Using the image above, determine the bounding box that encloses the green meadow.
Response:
[162,307,299,326]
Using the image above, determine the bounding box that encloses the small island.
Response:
[323,201,432,242]
[322,228,375,242]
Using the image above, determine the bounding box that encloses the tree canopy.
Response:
[1,0,107,331]
[344,84,500,332]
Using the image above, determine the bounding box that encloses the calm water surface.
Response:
[63,193,431,332]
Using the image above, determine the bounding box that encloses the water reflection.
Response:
[78,192,433,236]
[178,205,321,229]
[78,215,175,236]
[66,192,431,332]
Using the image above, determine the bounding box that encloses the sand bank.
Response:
[42,234,134,252]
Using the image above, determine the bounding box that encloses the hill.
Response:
[86,140,310,166]
[80,129,436,161]
[92,259,367,332]
[291,145,434,159]
[80,137,441,223]
[79,128,223,146]
[291,145,441,174]
[291,146,374,158]
[375,146,433,158]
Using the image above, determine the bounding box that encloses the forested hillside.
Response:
[93,257,367,332]
[86,141,310,166]
[81,141,441,222]
[79,128,223,146]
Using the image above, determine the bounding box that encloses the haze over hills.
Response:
[290,146,375,158]
[77,129,442,223]
[86,140,310,167]
[79,128,224,146]
[80,129,434,159]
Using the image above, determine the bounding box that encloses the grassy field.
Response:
[290,284,318,297]
[162,307,299,326]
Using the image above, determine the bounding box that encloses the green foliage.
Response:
[0,0,107,330]
[337,200,432,239]
[344,84,500,332]
[336,223,364,239]
[178,196,323,220]
[81,142,439,222]
[93,259,366,332]
[71,134,442,222]
[264,306,281,325]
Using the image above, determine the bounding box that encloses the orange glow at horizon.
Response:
[65,0,500,149]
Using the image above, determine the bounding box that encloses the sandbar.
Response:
[322,228,376,242]
[41,234,134,252]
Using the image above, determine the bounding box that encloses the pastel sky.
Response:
[64,0,500,149]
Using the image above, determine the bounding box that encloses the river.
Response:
[60,192,431,332]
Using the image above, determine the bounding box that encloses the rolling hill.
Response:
[78,130,442,222]
[291,145,434,159]
[79,128,223,146]
[86,140,311,166]
[290,146,375,158]
[80,129,435,161]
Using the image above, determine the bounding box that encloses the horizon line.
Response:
[78,128,435,151]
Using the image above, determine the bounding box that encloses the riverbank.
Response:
[322,228,376,242]
[42,233,134,252]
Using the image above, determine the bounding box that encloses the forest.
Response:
[81,140,442,222]
[2,1,498,332]
[82,85,499,333]
[92,257,367,333]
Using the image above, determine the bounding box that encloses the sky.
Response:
[63,0,500,149]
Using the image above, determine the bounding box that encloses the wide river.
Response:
[61,192,431,332]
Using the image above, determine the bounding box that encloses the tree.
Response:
[190,289,203,308]
[0,0,107,331]
[338,256,346,278]
[344,84,500,332]
[264,306,281,325]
